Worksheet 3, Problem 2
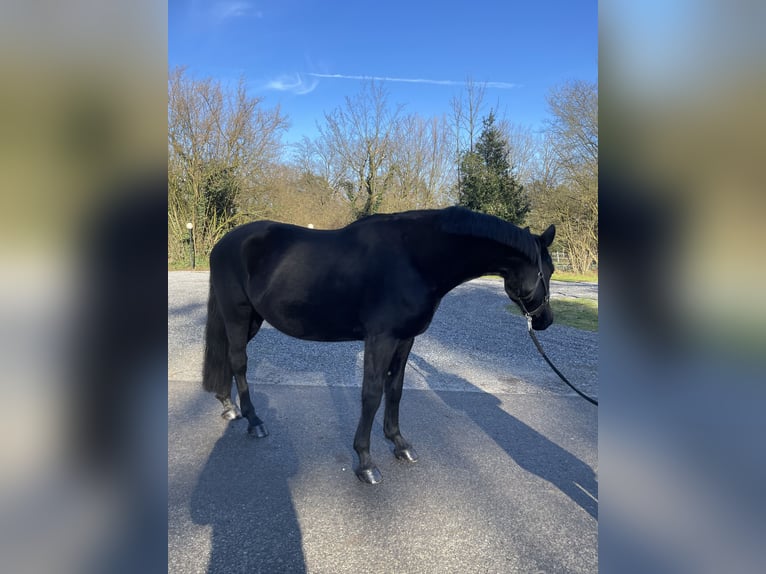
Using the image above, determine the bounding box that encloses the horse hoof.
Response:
[355,466,383,484]
[248,423,269,438]
[394,447,418,463]
[221,407,241,421]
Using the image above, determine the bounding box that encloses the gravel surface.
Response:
[168,271,598,574]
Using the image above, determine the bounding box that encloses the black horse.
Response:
[202,206,555,484]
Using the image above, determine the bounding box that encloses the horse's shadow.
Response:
[408,353,598,519]
[188,328,362,574]
[189,391,307,574]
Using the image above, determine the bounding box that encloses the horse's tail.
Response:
[202,282,232,395]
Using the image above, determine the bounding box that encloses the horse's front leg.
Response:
[354,334,399,484]
[384,337,418,463]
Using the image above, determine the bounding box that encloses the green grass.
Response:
[507,297,598,332]
[168,256,210,271]
[483,270,598,284]
[552,269,598,283]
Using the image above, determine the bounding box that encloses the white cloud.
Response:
[308,73,520,89]
[265,74,319,95]
[214,1,254,21]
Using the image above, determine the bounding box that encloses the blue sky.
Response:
[169,1,597,146]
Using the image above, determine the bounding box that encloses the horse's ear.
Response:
[540,224,556,247]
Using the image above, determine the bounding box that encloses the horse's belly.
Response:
[258,300,364,342]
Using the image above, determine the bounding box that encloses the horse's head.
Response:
[504,224,556,331]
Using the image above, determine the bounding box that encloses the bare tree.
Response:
[258,163,349,229]
[497,119,537,187]
[528,80,598,273]
[385,113,454,210]
[546,79,598,187]
[450,77,487,200]
[315,80,402,219]
[423,114,456,206]
[449,77,487,152]
[464,77,487,153]
[168,67,288,262]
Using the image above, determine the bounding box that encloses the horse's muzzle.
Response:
[530,308,553,331]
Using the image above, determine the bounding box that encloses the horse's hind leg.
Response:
[217,394,241,421]
[228,311,269,437]
[384,337,417,463]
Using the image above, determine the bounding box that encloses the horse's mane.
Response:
[439,206,539,262]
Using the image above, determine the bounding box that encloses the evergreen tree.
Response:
[457,111,529,224]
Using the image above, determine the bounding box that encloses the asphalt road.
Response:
[169,272,598,573]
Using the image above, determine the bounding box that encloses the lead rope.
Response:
[518,247,598,406]
[526,315,598,406]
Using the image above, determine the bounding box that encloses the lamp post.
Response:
[186,222,195,269]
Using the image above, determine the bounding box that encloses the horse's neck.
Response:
[425,233,509,296]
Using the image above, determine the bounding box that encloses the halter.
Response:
[516,246,599,406]
[516,247,550,322]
